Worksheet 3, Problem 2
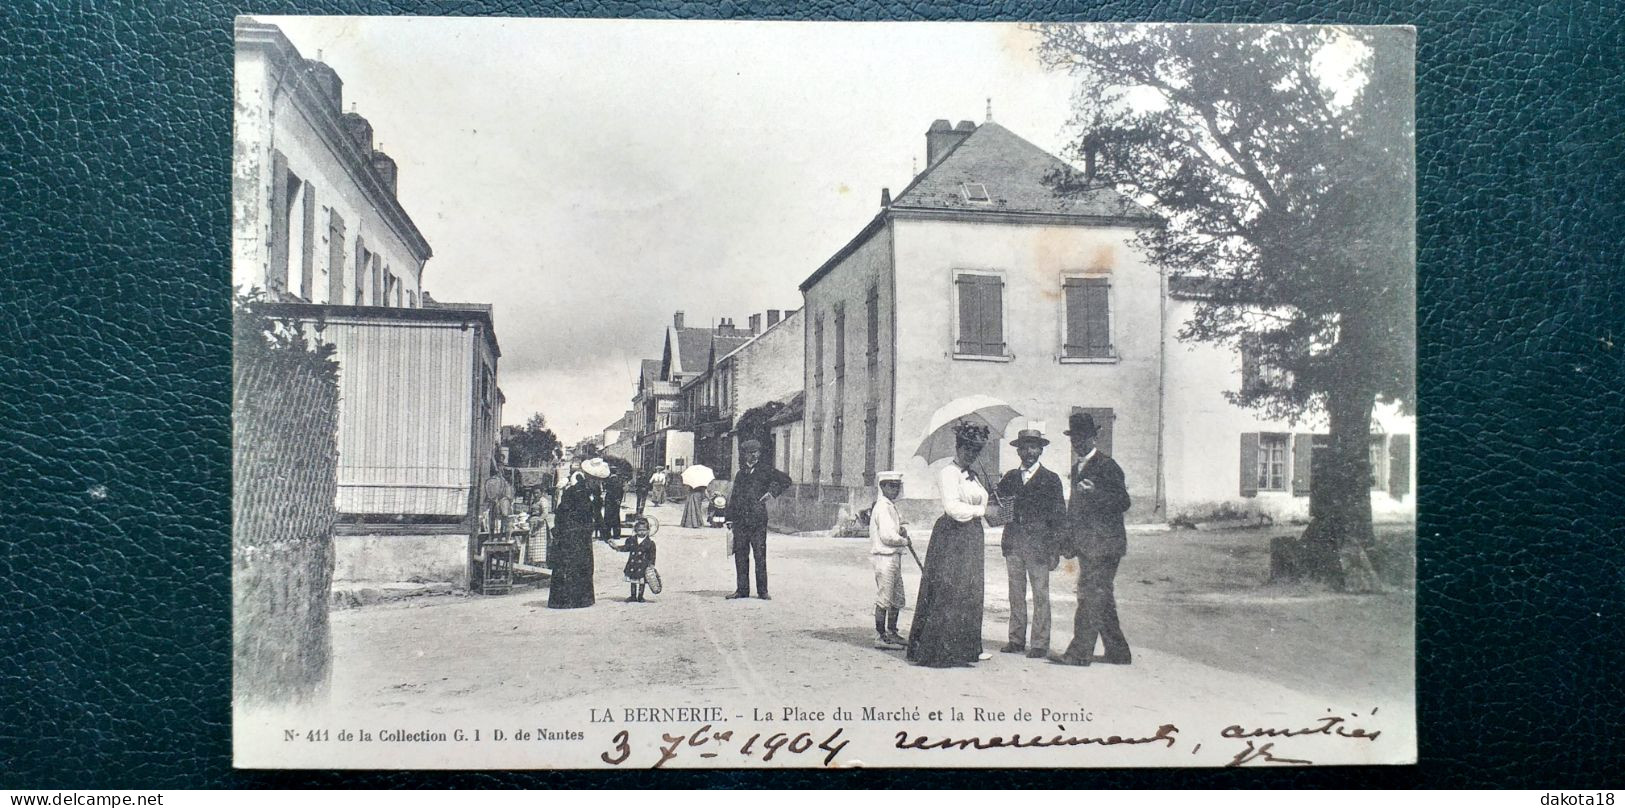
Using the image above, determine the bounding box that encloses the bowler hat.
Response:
[1009,428,1050,447]
[740,438,764,452]
[1064,412,1100,438]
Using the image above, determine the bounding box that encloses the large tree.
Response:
[1034,25,1415,589]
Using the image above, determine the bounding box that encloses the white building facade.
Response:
[233,19,430,307]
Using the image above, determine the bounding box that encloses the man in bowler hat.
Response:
[724,438,793,600]
[1057,412,1134,666]
[995,428,1067,658]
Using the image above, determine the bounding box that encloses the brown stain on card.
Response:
[1032,233,1117,300]
[996,24,1046,66]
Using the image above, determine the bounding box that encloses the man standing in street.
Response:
[602,468,625,541]
[868,471,911,649]
[724,438,792,600]
[1057,412,1134,667]
[633,469,652,515]
[995,428,1067,659]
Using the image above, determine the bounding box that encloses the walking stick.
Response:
[904,537,924,572]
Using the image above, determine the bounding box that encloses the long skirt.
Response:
[680,490,707,528]
[905,515,986,667]
[547,529,596,609]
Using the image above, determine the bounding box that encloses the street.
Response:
[322,500,1414,727]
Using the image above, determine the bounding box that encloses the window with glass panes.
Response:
[1257,434,1289,491]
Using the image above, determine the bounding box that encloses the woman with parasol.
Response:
[905,421,1007,667]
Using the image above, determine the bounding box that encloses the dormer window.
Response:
[961,182,990,203]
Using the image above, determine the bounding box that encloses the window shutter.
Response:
[326,212,346,304]
[1063,279,1087,356]
[268,152,290,293]
[984,277,1004,354]
[300,181,317,300]
[1084,279,1110,356]
[956,276,979,352]
[957,275,1003,355]
[1242,345,1260,390]
[353,238,367,304]
[1388,434,1411,499]
[1291,433,1314,496]
[1240,433,1259,497]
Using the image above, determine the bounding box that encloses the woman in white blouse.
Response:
[906,421,1006,667]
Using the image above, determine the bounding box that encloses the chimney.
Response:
[880,187,891,208]
[749,313,761,334]
[302,59,343,115]
[674,311,685,329]
[767,309,781,327]
[926,118,975,166]
[342,110,373,154]
[369,150,398,195]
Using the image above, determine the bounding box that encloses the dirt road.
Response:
[322,502,1413,718]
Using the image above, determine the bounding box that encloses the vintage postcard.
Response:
[231,17,1416,769]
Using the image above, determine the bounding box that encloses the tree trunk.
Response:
[1300,378,1381,592]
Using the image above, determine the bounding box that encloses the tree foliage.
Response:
[1034,25,1415,586]
[1035,24,1414,420]
[504,412,561,467]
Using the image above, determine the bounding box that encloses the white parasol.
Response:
[680,464,715,489]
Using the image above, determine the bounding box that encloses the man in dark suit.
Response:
[1057,412,1134,666]
[602,469,625,540]
[995,428,1067,658]
[632,470,652,515]
[724,439,792,600]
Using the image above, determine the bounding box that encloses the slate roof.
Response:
[673,327,752,376]
[801,121,1159,292]
[673,328,714,375]
[889,122,1157,221]
[638,359,662,390]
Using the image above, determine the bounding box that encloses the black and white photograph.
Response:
[230,17,1416,769]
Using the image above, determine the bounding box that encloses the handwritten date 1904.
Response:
[599,724,849,769]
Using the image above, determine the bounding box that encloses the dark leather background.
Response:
[2,0,1620,789]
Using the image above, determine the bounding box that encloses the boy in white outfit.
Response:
[869,471,910,649]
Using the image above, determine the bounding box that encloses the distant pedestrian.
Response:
[680,476,708,529]
[651,467,669,504]
[724,439,792,600]
[633,470,652,515]
[602,470,625,540]
[614,517,658,603]
[907,421,1005,667]
[995,428,1067,659]
[868,471,910,649]
[1055,412,1133,667]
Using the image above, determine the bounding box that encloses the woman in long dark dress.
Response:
[548,461,607,609]
[906,422,1004,667]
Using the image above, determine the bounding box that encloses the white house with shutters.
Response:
[787,116,1414,528]
[233,18,430,308]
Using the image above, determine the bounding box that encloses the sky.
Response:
[265,17,1088,443]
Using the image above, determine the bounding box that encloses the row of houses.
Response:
[234,20,505,587]
[614,116,1415,530]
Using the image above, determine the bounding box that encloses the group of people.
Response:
[869,411,1133,669]
[546,458,659,609]
[545,440,793,609]
[545,411,1131,671]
